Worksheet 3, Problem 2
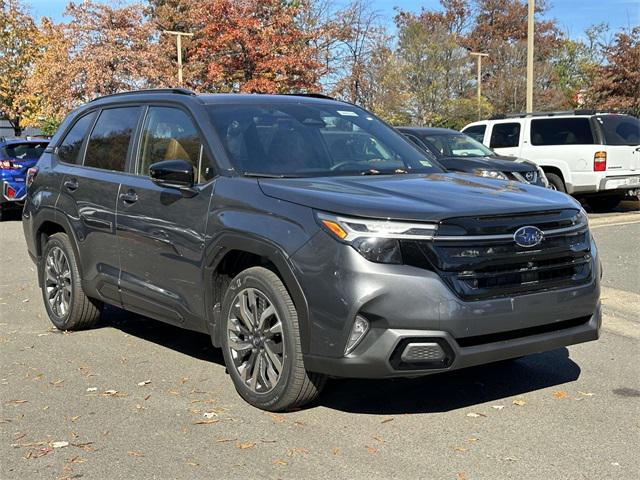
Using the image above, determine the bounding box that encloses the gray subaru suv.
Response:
[22,89,601,411]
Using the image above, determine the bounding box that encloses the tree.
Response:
[24,1,172,126]
[395,4,474,125]
[586,27,640,115]
[464,0,564,113]
[0,0,39,135]
[188,0,320,93]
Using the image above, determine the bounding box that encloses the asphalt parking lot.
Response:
[1,201,639,480]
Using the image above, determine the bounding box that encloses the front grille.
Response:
[401,209,593,300]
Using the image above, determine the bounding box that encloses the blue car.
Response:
[1,137,49,220]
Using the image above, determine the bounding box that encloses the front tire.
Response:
[545,172,566,192]
[41,233,102,330]
[220,267,326,411]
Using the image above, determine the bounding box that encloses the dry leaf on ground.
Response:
[513,399,526,406]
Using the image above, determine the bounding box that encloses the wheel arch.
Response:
[204,234,311,354]
[33,213,83,287]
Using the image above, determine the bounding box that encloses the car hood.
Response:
[258,173,578,222]
[438,155,534,172]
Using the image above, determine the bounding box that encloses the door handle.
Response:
[63,178,79,191]
[119,190,138,204]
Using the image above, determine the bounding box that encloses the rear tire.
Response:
[220,267,326,411]
[41,233,102,330]
[586,194,624,212]
[545,173,566,192]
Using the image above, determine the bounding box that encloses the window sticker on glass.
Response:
[337,110,359,117]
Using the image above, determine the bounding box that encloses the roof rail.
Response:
[495,108,632,119]
[282,92,336,100]
[89,88,196,102]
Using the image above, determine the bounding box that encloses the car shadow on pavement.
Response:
[318,348,580,414]
[99,305,226,366]
[99,306,580,415]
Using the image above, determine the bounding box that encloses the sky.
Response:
[28,0,640,38]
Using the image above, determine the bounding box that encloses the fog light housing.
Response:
[345,315,369,355]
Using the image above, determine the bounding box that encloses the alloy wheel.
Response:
[227,287,284,393]
[45,246,72,318]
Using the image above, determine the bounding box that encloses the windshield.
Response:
[418,133,495,158]
[596,115,640,146]
[4,142,48,160]
[207,103,442,177]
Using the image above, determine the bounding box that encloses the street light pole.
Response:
[162,30,194,86]
[526,0,535,112]
[470,52,489,119]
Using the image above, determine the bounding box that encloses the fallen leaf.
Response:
[373,435,384,443]
[287,447,309,457]
[512,399,526,406]
[70,415,81,422]
[273,459,288,466]
[458,473,467,480]
[128,451,144,457]
[51,379,64,386]
[237,442,256,450]
[266,412,285,423]
[332,447,340,455]
[185,460,199,467]
[453,446,467,452]
[466,412,486,418]
[366,445,377,454]
[381,418,394,424]
[86,387,97,392]
[52,441,69,449]
[578,391,594,397]
[193,419,219,425]
[203,411,218,419]
[137,380,151,386]
[467,437,479,443]
[215,438,236,443]
[553,391,568,399]
[492,405,505,410]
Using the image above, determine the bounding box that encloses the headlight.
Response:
[474,169,508,180]
[316,212,437,264]
[537,167,549,187]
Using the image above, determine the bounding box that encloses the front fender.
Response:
[204,233,312,354]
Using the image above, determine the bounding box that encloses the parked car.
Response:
[462,111,640,210]
[0,137,49,220]
[23,89,600,411]
[398,126,549,187]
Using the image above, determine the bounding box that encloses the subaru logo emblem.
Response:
[513,226,544,248]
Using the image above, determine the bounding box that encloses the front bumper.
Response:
[304,305,600,378]
[293,230,601,378]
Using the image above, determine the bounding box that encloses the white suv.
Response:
[462,111,640,210]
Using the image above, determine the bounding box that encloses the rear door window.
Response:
[489,123,521,148]
[531,118,595,145]
[462,125,486,143]
[57,112,97,164]
[84,107,141,171]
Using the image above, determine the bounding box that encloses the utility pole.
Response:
[526,0,535,112]
[162,30,194,86]
[470,52,489,119]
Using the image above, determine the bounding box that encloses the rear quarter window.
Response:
[58,112,97,164]
[4,142,48,160]
[530,118,595,146]
[595,115,640,145]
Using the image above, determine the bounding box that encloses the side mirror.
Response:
[149,159,194,190]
